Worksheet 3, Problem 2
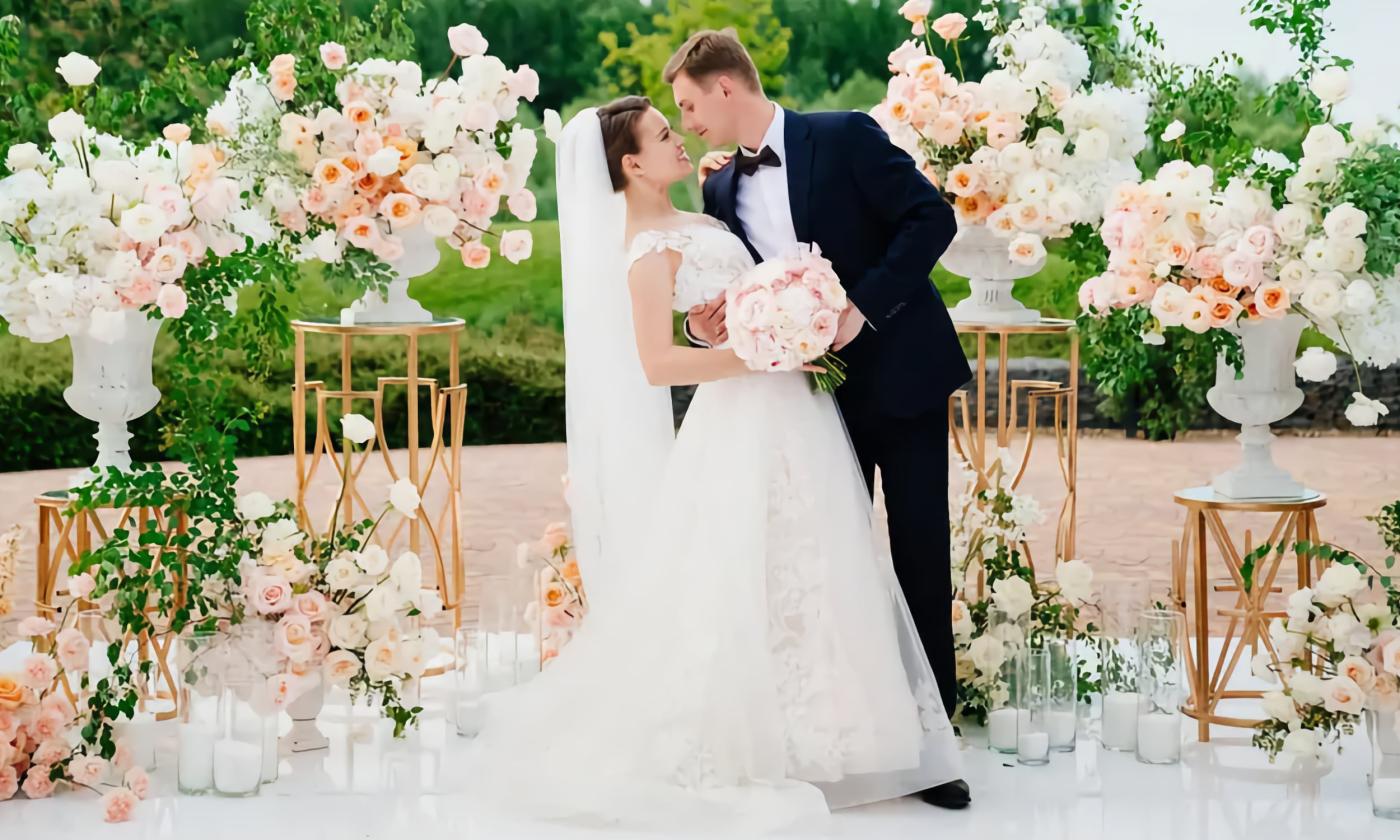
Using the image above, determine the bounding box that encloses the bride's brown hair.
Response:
[598,95,652,192]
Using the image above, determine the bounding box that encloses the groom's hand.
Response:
[686,298,727,347]
[833,303,867,351]
[697,151,733,188]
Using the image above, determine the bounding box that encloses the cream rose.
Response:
[363,635,400,680]
[323,650,361,685]
[1322,675,1365,715]
[328,613,370,650]
[250,571,293,615]
[275,614,314,663]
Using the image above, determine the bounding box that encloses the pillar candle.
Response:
[1101,691,1139,751]
[1136,714,1180,764]
[213,738,262,795]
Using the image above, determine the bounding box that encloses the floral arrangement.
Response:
[873,1,1148,263]
[947,450,1097,722]
[210,413,442,737]
[0,53,273,343]
[0,525,19,619]
[1251,520,1400,761]
[518,522,587,666]
[3,612,151,820]
[204,23,556,279]
[726,243,849,392]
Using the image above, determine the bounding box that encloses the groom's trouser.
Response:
[842,405,957,719]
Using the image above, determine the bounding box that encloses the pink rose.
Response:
[162,123,191,144]
[322,650,361,685]
[0,709,19,738]
[123,767,150,800]
[16,616,56,638]
[69,754,107,786]
[0,765,17,801]
[1187,246,1224,279]
[507,190,537,222]
[1367,630,1400,672]
[447,23,489,57]
[928,111,965,146]
[250,571,292,615]
[729,286,776,330]
[811,309,839,343]
[460,241,491,269]
[54,628,90,673]
[543,604,578,628]
[508,65,540,101]
[1239,224,1278,261]
[29,710,65,741]
[319,42,348,70]
[163,229,206,265]
[268,53,295,76]
[294,591,329,622]
[155,283,188,318]
[32,738,68,767]
[20,655,57,691]
[21,767,55,798]
[102,787,138,822]
[275,614,314,663]
[539,522,570,554]
[191,176,240,223]
[898,0,932,23]
[500,229,533,264]
[40,691,75,724]
[68,572,96,600]
[887,40,926,74]
[931,12,968,41]
[1222,251,1264,290]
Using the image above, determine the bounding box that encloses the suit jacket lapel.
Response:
[715,164,761,263]
[784,108,813,245]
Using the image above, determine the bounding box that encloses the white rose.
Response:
[1290,672,1327,706]
[236,491,276,521]
[1323,202,1367,240]
[1300,272,1344,318]
[119,202,168,244]
[5,143,42,172]
[1345,392,1390,427]
[422,205,459,238]
[1326,237,1365,273]
[1282,728,1321,758]
[1262,690,1298,722]
[366,147,404,177]
[1344,278,1376,314]
[1293,347,1337,383]
[312,230,343,264]
[1286,588,1317,624]
[388,478,420,519]
[447,23,489,57]
[1301,123,1348,162]
[1073,127,1110,161]
[1324,613,1370,655]
[324,556,361,591]
[1308,66,1349,105]
[340,412,375,444]
[403,164,446,201]
[1160,119,1185,142]
[543,109,563,143]
[260,518,303,558]
[390,552,422,595]
[328,613,369,649]
[1252,652,1279,684]
[1054,559,1094,604]
[356,545,390,577]
[1277,259,1310,293]
[1322,675,1365,715]
[996,142,1033,175]
[363,635,400,680]
[968,634,1007,674]
[1271,204,1312,244]
[1007,233,1046,266]
[48,110,88,143]
[364,584,401,623]
[991,576,1035,620]
[56,52,102,87]
[415,589,444,617]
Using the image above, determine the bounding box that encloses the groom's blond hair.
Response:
[663,28,761,92]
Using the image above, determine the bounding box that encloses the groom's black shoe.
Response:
[919,779,971,810]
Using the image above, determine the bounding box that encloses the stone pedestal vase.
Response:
[284,675,329,753]
[941,224,1044,325]
[356,224,441,323]
[1206,314,1308,500]
[63,309,163,475]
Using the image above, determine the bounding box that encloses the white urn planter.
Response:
[284,675,329,753]
[63,309,163,476]
[355,225,442,323]
[941,224,1044,325]
[1206,313,1308,500]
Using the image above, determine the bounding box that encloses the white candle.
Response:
[1102,691,1139,751]
[1047,709,1077,747]
[988,707,1019,752]
[213,738,262,795]
[339,307,356,326]
[1373,778,1400,811]
[1018,731,1050,762]
[116,713,158,771]
[261,716,279,782]
[1136,714,1180,764]
[454,699,484,738]
[177,723,215,792]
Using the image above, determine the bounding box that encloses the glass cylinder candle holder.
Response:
[1016,648,1051,766]
[453,626,486,738]
[984,606,1029,754]
[176,629,223,795]
[213,679,266,797]
[1367,710,1400,819]
[1135,609,1185,765]
[1045,638,1077,752]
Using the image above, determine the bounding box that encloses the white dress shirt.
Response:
[734,103,799,261]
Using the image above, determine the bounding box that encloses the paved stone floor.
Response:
[2,432,1397,638]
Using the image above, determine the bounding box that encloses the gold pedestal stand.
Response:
[949,318,1079,579]
[291,318,468,649]
[1171,486,1326,741]
[33,490,188,718]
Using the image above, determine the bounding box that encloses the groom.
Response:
[666,30,974,809]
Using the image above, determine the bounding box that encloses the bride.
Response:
[466,97,962,832]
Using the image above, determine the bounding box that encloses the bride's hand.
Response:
[697,150,733,188]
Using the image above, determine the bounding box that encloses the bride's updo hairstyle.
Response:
[598,95,652,192]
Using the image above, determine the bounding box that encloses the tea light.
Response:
[1371,778,1400,812]
[177,723,215,792]
[1018,731,1050,763]
[117,712,158,770]
[988,707,1019,752]
[1102,691,1139,751]
[1136,714,1180,764]
[213,738,262,795]
[1047,710,1077,748]
[454,699,484,738]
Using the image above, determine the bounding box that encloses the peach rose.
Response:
[387,137,417,172]
[19,655,57,691]
[539,522,570,554]
[1382,637,1400,677]
[0,765,17,801]
[475,166,507,199]
[1253,281,1290,318]
[314,159,352,192]
[294,591,329,623]
[29,710,65,741]
[162,123,191,144]
[1206,292,1243,329]
[945,163,983,197]
[507,189,537,222]
[22,767,55,798]
[928,111,965,146]
[250,572,293,615]
[931,12,968,41]
[102,787,138,822]
[69,754,107,786]
[343,215,381,249]
[275,614,314,663]
[954,193,993,223]
[500,229,533,264]
[460,241,491,269]
[52,629,88,676]
[323,650,361,685]
[1181,294,1213,333]
[542,582,567,609]
[32,738,68,767]
[319,42,348,70]
[379,192,421,227]
[268,53,295,76]
[123,767,150,800]
[40,691,75,724]
[269,73,297,102]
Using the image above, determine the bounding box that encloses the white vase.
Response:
[1206,313,1308,500]
[941,224,1044,325]
[63,310,163,475]
[284,676,329,753]
[355,225,441,323]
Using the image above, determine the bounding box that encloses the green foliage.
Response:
[1328,143,1400,277]
[1369,500,1400,556]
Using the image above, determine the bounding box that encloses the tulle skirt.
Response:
[465,371,962,833]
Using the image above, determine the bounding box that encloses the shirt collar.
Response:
[737,102,783,160]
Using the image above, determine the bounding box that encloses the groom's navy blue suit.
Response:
[703,108,971,716]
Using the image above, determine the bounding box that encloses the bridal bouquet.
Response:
[204,24,551,275]
[0,53,273,343]
[873,2,1148,262]
[518,522,587,667]
[726,243,848,392]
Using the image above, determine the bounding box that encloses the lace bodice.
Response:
[625,219,756,312]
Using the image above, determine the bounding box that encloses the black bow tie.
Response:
[735,145,781,176]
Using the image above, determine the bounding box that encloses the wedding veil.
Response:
[556,108,675,612]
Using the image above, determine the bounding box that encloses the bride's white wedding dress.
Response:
[466,215,962,833]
